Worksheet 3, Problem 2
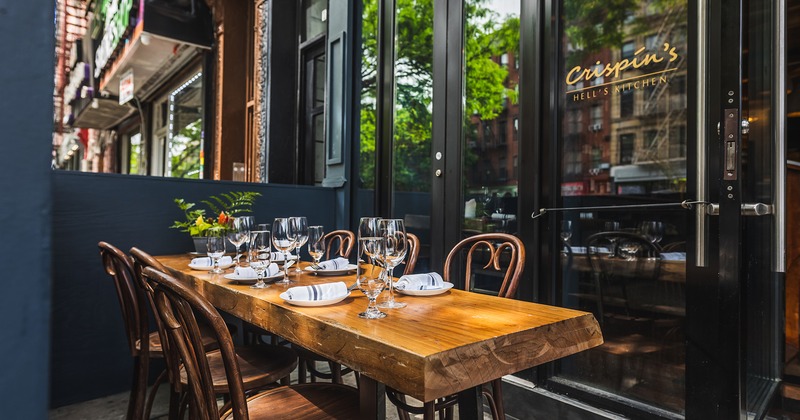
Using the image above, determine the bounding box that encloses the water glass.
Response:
[249,230,271,289]
[272,218,296,284]
[356,217,386,319]
[376,219,407,309]
[206,233,226,274]
[307,226,326,268]
[290,216,308,272]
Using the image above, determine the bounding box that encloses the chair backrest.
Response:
[98,241,145,357]
[403,233,420,275]
[324,230,355,259]
[443,233,525,298]
[129,247,184,389]
[141,266,248,420]
[585,231,661,280]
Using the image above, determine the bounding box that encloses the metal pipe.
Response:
[773,0,787,272]
[695,0,709,267]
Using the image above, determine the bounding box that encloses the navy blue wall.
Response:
[0,0,54,417]
[50,171,337,407]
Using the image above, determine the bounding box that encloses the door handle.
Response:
[705,202,773,216]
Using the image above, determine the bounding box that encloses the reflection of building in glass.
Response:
[466,51,520,196]
[562,2,688,196]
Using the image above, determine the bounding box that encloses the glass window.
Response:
[619,133,635,164]
[302,0,327,41]
[166,72,204,179]
[128,132,141,175]
[621,41,635,60]
[620,89,634,117]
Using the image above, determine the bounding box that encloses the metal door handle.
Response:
[705,202,773,216]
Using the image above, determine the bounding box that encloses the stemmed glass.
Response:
[356,217,386,319]
[640,221,664,247]
[227,216,253,266]
[205,232,226,274]
[560,220,573,247]
[272,218,296,284]
[307,226,326,269]
[376,219,407,309]
[249,230,271,289]
[290,216,308,273]
[604,221,620,256]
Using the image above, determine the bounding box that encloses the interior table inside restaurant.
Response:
[156,254,604,420]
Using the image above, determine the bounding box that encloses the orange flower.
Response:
[218,211,229,225]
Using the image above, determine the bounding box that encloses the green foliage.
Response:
[358,0,520,192]
[170,119,203,179]
[170,191,261,237]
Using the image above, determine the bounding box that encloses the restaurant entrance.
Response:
[427,0,784,418]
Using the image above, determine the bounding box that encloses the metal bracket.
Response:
[706,202,773,216]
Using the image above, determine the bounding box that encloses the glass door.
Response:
[548,1,691,415]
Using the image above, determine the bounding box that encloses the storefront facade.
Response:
[51,0,795,417]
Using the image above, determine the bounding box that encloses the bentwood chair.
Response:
[323,229,355,260]
[387,233,525,420]
[295,231,421,385]
[99,241,164,420]
[129,248,298,418]
[141,266,360,420]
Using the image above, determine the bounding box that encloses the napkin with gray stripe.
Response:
[285,281,349,301]
[316,257,350,270]
[394,273,445,290]
[190,256,233,266]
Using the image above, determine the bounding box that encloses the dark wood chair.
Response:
[386,233,525,420]
[129,247,298,418]
[323,229,355,260]
[141,266,360,420]
[99,241,162,420]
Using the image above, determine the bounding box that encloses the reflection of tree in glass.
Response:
[170,119,203,179]
[358,0,519,192]
[563,0,686,65]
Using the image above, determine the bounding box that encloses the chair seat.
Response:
[221,383,360,420]
[180,345,298,394]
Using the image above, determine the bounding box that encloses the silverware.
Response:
[347,283,358,292]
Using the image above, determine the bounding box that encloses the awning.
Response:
[72,97,135,129]
[611,160,686,183]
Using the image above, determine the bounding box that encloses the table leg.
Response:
[359,375,386,420]
[457,385,482,420]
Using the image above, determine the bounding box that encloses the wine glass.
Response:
[604,221,620,255]
[227,216,253,266]
[307,226,326,269]
[639,221,664,249]
[289,216,308,273]
[376,219,407,309]
[249,230,271,289]
[206,232,226,274]
[560,220,573,247]
[356,217,386,319]
[272,218,296,284]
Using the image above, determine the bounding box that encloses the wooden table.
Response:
[157,254,603,419]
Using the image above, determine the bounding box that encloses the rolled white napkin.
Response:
[235,263,279,278]
[316,257,350,270]
[394,273,445,291]
[269,252,295,261]
[284,281,348,301]
[491,213,516,221]
[191,256,233,267]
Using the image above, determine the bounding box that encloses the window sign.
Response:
[119,68,134,105]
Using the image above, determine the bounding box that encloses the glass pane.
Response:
[167,72,204,179]
[302,0,328,41]
[357,0,378,216]
[392,0,434,272]
[555,0,688,414]
[129,132,141,175]
[461,0,520,269]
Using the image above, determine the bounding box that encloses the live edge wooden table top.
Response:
[157,254,603,415]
